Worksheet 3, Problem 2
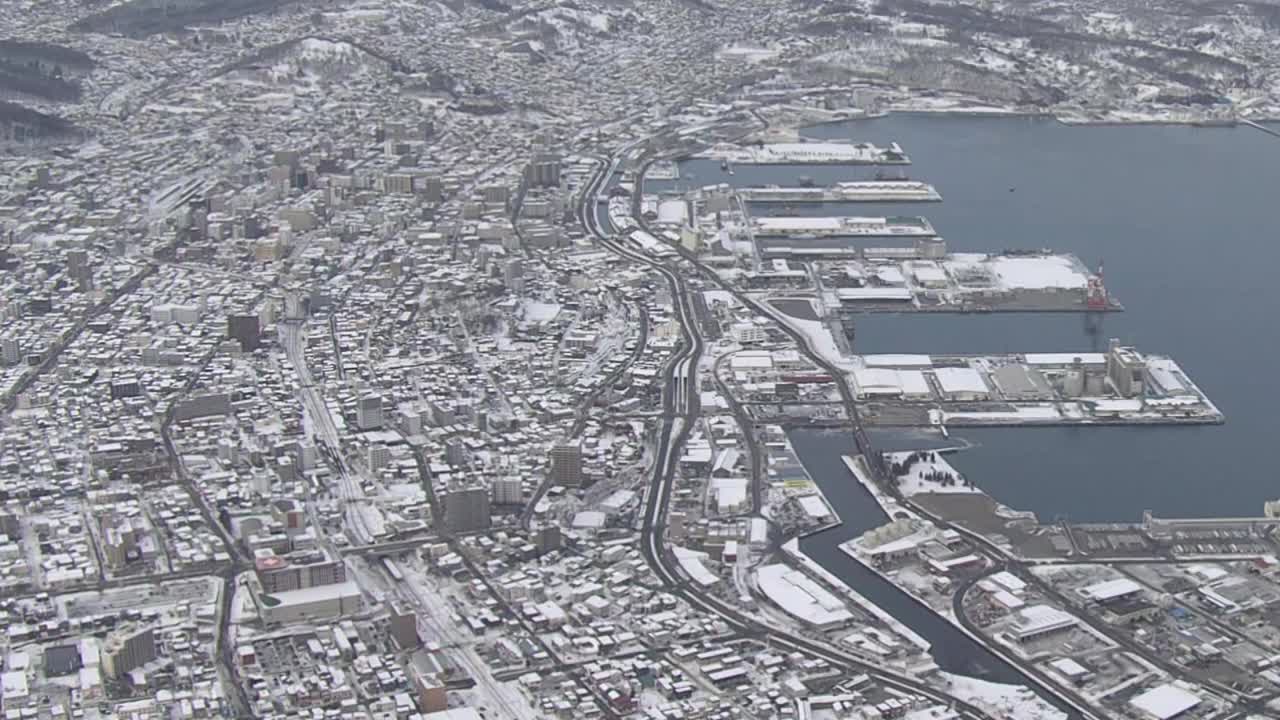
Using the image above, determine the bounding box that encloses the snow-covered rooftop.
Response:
[1128,683,1202,720]
[756,563,853,628]
[934,366,989,395]
[990,256,1088,290]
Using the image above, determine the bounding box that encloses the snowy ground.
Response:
[940,404,1065,424]
[938,672,1068,720]
[988,256,1089,290]
[765,304,854,369]
[887,451,980,497]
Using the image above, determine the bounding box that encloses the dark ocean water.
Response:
[674,114,1280,523]
[663,115,1280,691]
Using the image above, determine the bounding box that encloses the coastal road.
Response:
[579,147,1003,720]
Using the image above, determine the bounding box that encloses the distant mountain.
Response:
[0,40,93,104]
[221,36,400,84]
[0,100,78,144]
[476,2,636,55]
[71,0,306,37]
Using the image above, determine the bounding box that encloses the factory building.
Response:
[1106,338,1147,398]
[1010,605,1077,643]
[932,366,990,401]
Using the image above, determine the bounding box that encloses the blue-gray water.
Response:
[673,113,1280,524]
[788,429,1031,681]
[660,114,1280,700]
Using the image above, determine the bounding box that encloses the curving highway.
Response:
[577,148,1007,720]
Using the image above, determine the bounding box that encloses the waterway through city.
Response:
[657,113,1280,693]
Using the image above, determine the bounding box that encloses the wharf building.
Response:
[1106,338,1147,398]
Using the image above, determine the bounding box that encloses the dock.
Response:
[824,252,1123,313]
[694,141,910,165]
[849,345,1223,427]
[741,181,941,203]
[753,215,936,238]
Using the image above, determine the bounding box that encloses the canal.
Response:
[662,113,1280,704]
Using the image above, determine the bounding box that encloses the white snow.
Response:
[939,672,1068,720]
[520,301,561,323]
[702,290,736,308]
[990,256,1088,290]
[656,199,688,225]
[717,45,780,63]
[941,405,1064,423]
[770,312,851,369]
[755,563,854,627]
[1129,683,1202,720]
[673,546,718,587]
[887,451,979,496]
[933,366,989,396]
[852,367,931,399]
[862,354,933,367]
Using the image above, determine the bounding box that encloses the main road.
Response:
[280,320,377,546]
[577,145,1004,720]
[624,139,1104,719]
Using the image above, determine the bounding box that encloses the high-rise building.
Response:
[503,260,524,293]
[388,602,420,650]
[357,395,383,431]
[481,184,509,205]
[524,153,562,188]
[66,249,92,291]
[227,314,261,352]
[367,444,391,471]
[491,477,523,506]
[416,174,443,202]
[535,525,562,554]
[410,665,448,713]
[101,524,137,569]
[445,487,491,533]
[101,626,156,679]
[0,337,19,365]
[0,510,19,539]
[550,442,583,487]
[444,438,468,467]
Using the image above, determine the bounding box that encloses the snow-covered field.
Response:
[887,451,980,497]
[938,672,1069,720]
[988,256,1089,291]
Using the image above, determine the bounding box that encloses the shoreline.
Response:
[790,102,1280,130]
[836,541,1095,720]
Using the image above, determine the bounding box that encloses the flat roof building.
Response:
[1011,605,1077,643]
[1128,683,1202,720]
